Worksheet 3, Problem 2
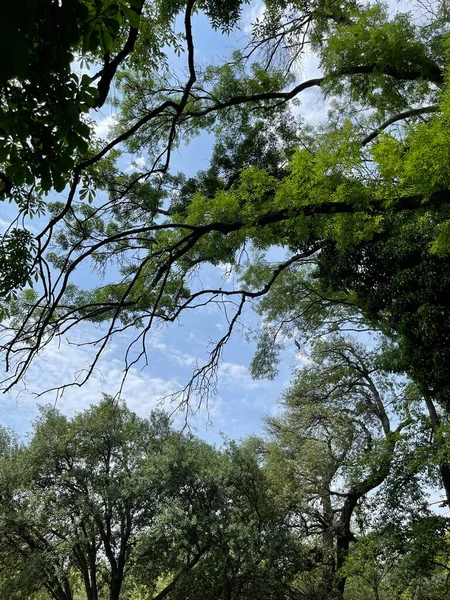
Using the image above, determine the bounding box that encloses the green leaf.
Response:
[0,145,10,162]
[99,26,114,53]
[40,164,52,192]
[122,6,140,28]
[75,136,89,155]
[82,31,91,55]
[74,121,91,139]
[51,168,67,193]
[66,104,80,126]
[81,74,92,87]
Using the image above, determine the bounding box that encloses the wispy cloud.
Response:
[147,331,197,368]
[93,113,118,140]
[219,361,264,390]
[0,327,181,433]
[125,156,146,173]
[241,0,266,34]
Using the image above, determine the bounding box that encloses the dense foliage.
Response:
[1,386,450,600]
[0,400,307,600]
[2,0,450,598]
[0,0,449,403]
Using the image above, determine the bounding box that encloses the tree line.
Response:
[2,336,450,600]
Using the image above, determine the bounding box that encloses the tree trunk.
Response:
[322,490,337,594]
[424,395,450,506]
[335,494,359,598]
[109,570,124,600]
[333,438,397,598]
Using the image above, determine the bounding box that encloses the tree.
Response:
[249,220,450,506]
[0,0,150,297]
[310,209,450,406]
[262,335,424,598]
[0,0,246,309]
[341,516,450,600]
[0,398,314,600]
[160,439,309,600]
[2,0,450,402]
[0,400,212,599]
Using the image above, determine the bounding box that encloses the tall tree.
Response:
[0,401,215,600]
[263,336,417,598]
[341,516,450,600]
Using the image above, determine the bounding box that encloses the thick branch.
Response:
[187,64,443,119]
[152,545,210,600]
[94,1,144,108]
[361,105,440,145]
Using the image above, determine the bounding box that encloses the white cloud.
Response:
[294,350,312,366]
[216,262,235,282]
[147,331,197,368]
[0,316,283,441]
[125,156,146,173]
[218,361,263,390]
[0,216,40,236]
[93,114,118,140]
[241,0,266,33]
[0,326,182,434]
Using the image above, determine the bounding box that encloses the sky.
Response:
[0,1,317,444]
[0,0,425,445]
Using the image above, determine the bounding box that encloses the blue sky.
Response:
[0,0,416,444]
[0,1,315,444]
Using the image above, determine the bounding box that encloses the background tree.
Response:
[0,398,318,600]
[342,517,450,600]
[262,335,441,599]
[0,400,215,600]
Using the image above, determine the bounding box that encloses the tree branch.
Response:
[94,2,145,108]
[361,105,440,146]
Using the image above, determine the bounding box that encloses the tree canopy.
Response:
[3,3,450,596]
[0,0,449,409]
[0,399,320,600]
[1,376,450,600]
